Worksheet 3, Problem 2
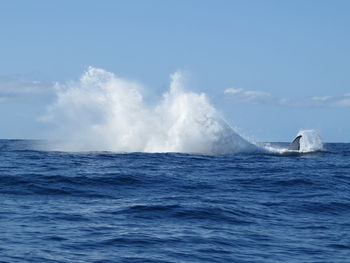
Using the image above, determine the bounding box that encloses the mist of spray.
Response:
[43,67,256,154]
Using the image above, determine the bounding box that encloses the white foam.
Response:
[43,67,256,154]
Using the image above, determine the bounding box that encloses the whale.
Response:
[288,135,302,151]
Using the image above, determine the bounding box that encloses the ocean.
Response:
[1,139,349,263]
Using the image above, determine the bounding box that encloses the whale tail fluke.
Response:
[288,135,302,151]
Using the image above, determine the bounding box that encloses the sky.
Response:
[0,0,349,142]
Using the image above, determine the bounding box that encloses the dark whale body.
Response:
[288,135,302,151]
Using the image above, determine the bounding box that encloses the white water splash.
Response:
[43,67,256,154]
[262,129,323,154]
[297,129,323,152]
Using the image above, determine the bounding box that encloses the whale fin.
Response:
[288,135,302,151]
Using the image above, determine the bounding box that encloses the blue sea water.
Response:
[0,140,349,263]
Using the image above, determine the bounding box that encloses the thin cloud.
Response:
[278,95,350,108]
[0,75,52,101]
[333,94,350,107]
[311,96,332,102]
[224,88,271,104]
[224,88,243,95]
[224,88,350,108]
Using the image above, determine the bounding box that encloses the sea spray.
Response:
[262,129,323,154]
[297,129,323,152]
[44,67,256,154]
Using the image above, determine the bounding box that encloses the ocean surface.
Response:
[1,139,350,263]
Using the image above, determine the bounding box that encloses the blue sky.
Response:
[0,0,349,142]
